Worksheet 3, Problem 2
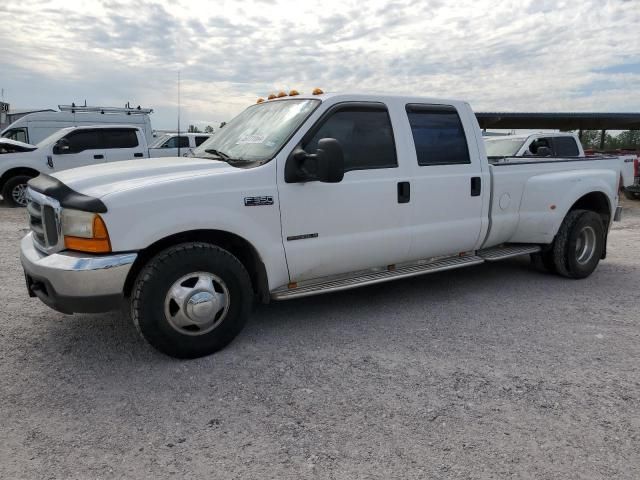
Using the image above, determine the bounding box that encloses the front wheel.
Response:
[131,242,253,358]
[2,175,32,207]
[552,210,605,279]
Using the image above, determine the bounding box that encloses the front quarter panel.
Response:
[100,161,289,290]
[510,168,617,244]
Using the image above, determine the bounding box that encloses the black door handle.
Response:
[134,152,144,158]
[471,177,481,196]
[94,154,104,160]
[397,181,410,203]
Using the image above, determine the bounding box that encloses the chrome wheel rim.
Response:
[575,226,597,265]
[163,272,230,336]
[12,183,28,206]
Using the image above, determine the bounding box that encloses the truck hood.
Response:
[52,157,236,199]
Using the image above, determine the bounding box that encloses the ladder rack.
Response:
[58,102,153,115]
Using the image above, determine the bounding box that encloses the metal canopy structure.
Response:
[475,112,640,131]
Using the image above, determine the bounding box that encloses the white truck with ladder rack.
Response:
[19,90,628,358]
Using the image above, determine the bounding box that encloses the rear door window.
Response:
[101,129,139,149]
[553,137,580,157]
[405,104,470,165]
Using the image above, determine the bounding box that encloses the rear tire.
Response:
[2,175,32,207]
[131,242,253,358]
[552,210,605,279]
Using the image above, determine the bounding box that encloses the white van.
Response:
[0,104,153,145]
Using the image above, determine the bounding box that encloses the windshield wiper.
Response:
[204,148,230,160]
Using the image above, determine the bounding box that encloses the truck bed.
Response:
[483,155,624,248]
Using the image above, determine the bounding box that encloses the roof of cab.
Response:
[262,91,469,108]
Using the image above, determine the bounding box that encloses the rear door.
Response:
[102,128,146,162]
[52,129,106,170]
[403,103,486,259]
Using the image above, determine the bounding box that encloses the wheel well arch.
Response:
[0,167,40,192]
[565,191,612,260]
[123,229,270,303]
[568,191,611,225]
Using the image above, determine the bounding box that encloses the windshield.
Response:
[484,137,526,157]
[36,128,73,148]
[1,128,29,143]
[192,99,320,164]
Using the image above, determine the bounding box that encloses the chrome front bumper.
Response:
[20,233,137,314]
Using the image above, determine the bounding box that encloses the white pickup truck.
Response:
[20,92,626,358]
[484,132,586,158]
[485,132,636,188]
[1,125,150,206]
[148,132,213,158]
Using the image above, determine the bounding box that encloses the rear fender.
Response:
[510,169,616,244]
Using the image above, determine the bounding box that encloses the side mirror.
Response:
[53,138,70,155]
[315,138,344,183]
[536,146,551,156]
[285,138,344,183]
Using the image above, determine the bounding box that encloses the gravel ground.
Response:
[1,199,639,479]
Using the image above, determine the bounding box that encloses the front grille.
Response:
[26,189,63,253]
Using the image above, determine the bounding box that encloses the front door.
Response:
[278,102,413,283]
[53,129,106,171]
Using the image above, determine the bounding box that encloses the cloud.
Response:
[0,0,639,130]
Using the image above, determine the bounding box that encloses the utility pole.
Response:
[177,71,181,157]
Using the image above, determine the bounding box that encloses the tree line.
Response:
[575,130,640,150]
[187,122,226,133]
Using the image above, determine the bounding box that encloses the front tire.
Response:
[131,242,253,358]
[552,210,605,279]
[2,175,32,207]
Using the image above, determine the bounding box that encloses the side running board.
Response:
[477,244,540,261]
[272,255,484,301]
[272,244,542,301]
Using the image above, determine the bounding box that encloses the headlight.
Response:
[61,209,111,253]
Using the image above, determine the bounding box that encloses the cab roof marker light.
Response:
[289,90,300,96]
[312,88,324,95]
[277,91,287,98]
[267,94,277,100]
[256,98,265,103]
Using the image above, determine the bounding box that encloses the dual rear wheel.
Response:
[531,209,605,279]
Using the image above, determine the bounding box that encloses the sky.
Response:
[1,0,639,130]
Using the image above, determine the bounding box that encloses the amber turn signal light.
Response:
[64,215,112,253]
